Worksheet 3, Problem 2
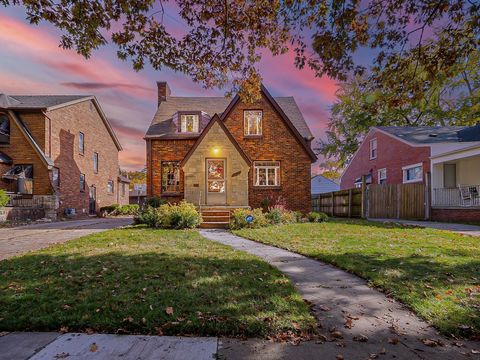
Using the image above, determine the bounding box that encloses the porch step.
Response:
[199,207,233,229]
[199,222,230,229]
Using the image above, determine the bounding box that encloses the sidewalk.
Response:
[370,219,480,237]
[0,332,217,360]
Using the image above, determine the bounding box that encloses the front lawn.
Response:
[0,227,316,337]
[234,219,480,338]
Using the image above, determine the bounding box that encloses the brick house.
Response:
[145,82,317,219]
[0,94,129,220]
[341,125,480,222]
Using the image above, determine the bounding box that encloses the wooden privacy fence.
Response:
[311,188,363,217]
[367,183,426,219]
[312,182,428,220]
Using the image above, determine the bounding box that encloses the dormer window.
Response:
[180,114,199,133]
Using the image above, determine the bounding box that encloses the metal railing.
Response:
[432,185,480,207]
[6,193,44,208]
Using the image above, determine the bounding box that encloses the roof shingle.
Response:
[377,125,480,144]
[0,94,91,109]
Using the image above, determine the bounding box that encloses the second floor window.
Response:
[93,152,99,173]
[254,161,280,187]
[107,180,114,193]
[0,115,10,144]
[244,110,262,136]
[80,173,85,192]
[79,132,85,154]
[180,114,199,133]
[370,138,377,159]
[161,161,180,193]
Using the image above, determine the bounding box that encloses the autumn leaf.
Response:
[90,343,98,352]
[388,337,399,345]
[165,307,174,315]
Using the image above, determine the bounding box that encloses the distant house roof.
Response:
[118,175,131,183]
[146,96,314,140]
[377,125,480,144]
[311,174,340,195]
[0,95,91,110]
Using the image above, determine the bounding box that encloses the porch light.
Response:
[213,147,220,154]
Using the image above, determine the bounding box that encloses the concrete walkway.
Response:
[201,230,480,360]
[0,332,217,360]
[0,217,133,260]
[370,219,480,237]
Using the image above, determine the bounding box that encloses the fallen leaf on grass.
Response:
[331,330,343,339]
[54,352,69,359]
[421,339,443,347]
[353,334,369,342]
[89,343,98,352]
[165,307,174,315]
[85,328,94,335]
[344,318,353,329]
[387,337,399,345]
[318,305,331,312]
[59,326,69,334]
[0,332,9,337]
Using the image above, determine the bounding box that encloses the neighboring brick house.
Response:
[145,82,317,217]
[341,125,480,222]
[0,94,129,219]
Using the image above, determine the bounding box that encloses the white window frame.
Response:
[254,161,280,187]
[369,138,377,160]
[107,180,114,194]
[180,114,199,133]
[402,163,423,184]
[244,110,263,136]
[79,132,85,154]
[378,168,387,184]
[93,152,99,173]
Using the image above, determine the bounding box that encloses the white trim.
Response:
[244,110,263,136]
[402,163,423,184]
[254,160,280,186]
[430,143,480,161]
[369,138,377,159]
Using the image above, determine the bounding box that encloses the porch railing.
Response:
[432,185,480,207]
[6,193,44,208]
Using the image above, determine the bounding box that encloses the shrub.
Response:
[266,208,282,225]
[230,208,268,229]
[0,189,9,207]
[145,197,166,208]
[113,204,140,216]
[99,204,120,214]
[170,201,202,229]
[293,211,304,223]
[135,202,201,229]
[279,209,297,224]
[307,211,328,223]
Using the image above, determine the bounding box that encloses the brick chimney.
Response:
[157,81,171,107]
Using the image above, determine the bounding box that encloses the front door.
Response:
[89,186,96,215]
[206,158,227,205]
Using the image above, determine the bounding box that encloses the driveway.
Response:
[0,217,133,261]
[370,219,480,237]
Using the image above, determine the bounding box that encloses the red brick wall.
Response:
[223,95,312,213]
[431,208,480,222]
[340,129,431,190]
[147,139,196,202]
[47,100,121,216]
[0,111,52,195]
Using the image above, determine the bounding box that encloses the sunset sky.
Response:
[0,6,341,171]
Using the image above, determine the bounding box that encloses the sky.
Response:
[0,6,341,172]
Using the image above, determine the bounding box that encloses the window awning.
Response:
[3,164,33,180]
[0,151,12,165]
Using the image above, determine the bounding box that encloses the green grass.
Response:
[234,219,480,338]
[0,227,317,337]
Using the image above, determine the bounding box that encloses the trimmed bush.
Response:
[230,208,268,229]
[266,208,282,225]
[99,204,120,214]
[113,204,140,216]
[0,189,9,207]
[279,209,297,224]
[135,202,201,229]
[145,197,166,208]
[307,211,328,223]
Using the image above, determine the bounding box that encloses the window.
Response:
[402,163,423,183]
[52,167,60,187]
[79,132,85,154]
[80,173,85,192]
[254,161,280,186]
[161,161,180,193]
[180,114,199,133]
[378,168,387,184]
[369,138,377,159]
[244,110,262,136]
[93,152,98,173]
[107,180,114,194]
[0,115,10,144]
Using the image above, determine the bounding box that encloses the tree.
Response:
[126,170,147,190]
[2,0,478,100]
[319,46,480,166]
[318,160,342,181]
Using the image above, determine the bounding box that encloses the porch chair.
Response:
[458,184,477,207]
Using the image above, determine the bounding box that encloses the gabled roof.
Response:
[0,94,122,151]
[311,174,340,195]
[145,87,314,142]
[377,125,480,144]
[180,114,251,167]
[0,95,91,110]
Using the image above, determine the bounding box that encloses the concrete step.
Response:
[201,211,231,217]
[202,215,230,222]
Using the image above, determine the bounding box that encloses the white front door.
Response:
[206,158,227,205]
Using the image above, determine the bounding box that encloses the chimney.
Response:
[157,81,171,107]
